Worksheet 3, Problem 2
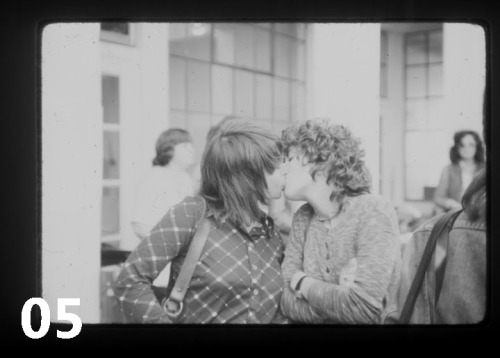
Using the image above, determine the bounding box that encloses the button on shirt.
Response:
[114,196,286,324]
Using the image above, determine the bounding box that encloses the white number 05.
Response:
[21,298,82,339]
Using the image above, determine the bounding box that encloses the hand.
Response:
[339,258,357,287]
[290,271,306,290]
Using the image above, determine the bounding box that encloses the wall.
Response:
[443,23,486,139]
[100,23,170,251]
[380,32,405,205]
[42,23,102,323]
[307,23,382,194]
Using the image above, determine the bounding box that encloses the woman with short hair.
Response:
[131,128,195,240]
[115,118,287,324]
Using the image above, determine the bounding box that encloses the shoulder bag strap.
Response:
[434,209,462,305]
[398,209,462,324]
[163,200,211,318]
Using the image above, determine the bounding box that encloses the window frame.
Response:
[100,22,135,46]
[403,28,444,202]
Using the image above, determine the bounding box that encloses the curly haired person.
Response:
[279,118,401,324]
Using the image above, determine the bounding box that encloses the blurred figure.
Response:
[389,88,489,324]
[433,130,485,213]
[131,128,195,239]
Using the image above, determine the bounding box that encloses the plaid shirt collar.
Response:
[205,205,275,242]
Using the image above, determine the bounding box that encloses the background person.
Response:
[131,128,195,240]
[391,88,489,324]
[130,128,195,289]
[433,130,485,213]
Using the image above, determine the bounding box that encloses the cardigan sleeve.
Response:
[297,196,401,324]
[280,205,325,323]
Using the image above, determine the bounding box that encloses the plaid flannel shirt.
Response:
[114,196,286,324]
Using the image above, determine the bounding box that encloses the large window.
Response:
[101,75,121,247]
[404,29,444,200]
[380,31,389,98]
[169,23,307,161]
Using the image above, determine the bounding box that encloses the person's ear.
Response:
[313,170,328,183]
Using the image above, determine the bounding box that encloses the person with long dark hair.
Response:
[434,130,485,213]
[114,118,287,323]
[393,88,489,324]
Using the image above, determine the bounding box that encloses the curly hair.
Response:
[281,118,372,203]
[152,128,192,166]
[449,130,485,165]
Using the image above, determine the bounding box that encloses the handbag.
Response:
[398,209,463,324]
[152,201,211,319]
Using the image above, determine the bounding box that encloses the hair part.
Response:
[152,128,192,166]
[200,119,282,226]
[449,130,485,165]
[281,118,372,204]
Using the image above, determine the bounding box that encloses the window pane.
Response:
[428,98,445,130]
[380,64,388,98]
[274,34,291,78]
[103,131,120,179]
[169,23,187,57]
[381,32,389,65]
[101,187,120,236]
[169,57,186,110]
[235,24,254,69]
[214,24,235,65]
[211,65,233,115]
[274,78,290,121]
[169,110,186,129]
[429,64,443,96]
[405,131,449,200]
[187,112,211,161]
[290,41,305,81]
[406,99,428,131]
[187,61,210,112]
[170,23,211,60]
[406,66,426,98]
[255,23,271,29]
[102,76,119,124]
[429,31,443,63]
[406,33,426,65]
[185,23,211,61]
[296,23,307,40]
[234,70,254,117]
[255,28,271,72]
[255,74,272,120]
[291,82,305,122]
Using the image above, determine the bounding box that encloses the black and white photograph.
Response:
[39,21,487,326]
